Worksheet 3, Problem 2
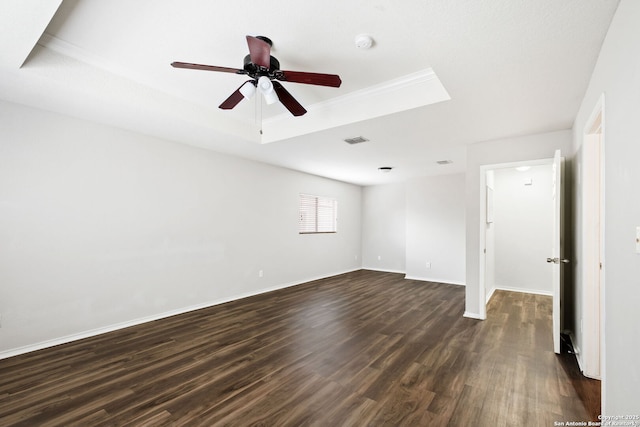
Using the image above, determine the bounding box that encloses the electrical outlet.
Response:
[377,255,382,261]
[258,270,263,278]
[426,262,431,269]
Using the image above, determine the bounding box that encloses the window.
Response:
[299,194,338,234]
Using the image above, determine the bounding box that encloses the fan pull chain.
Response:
[255,92,263,135]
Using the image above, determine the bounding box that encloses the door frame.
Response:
[581,94,605,381]
[478,157,555,321]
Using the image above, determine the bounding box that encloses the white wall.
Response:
[493,165,553,294]
[0,100,362,357]
[465,130,571,318]
[405,174,465,284]
[572,0,640,414]
[361,183,406,272]
[361,174,465,286]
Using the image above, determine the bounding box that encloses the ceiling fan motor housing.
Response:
[243,54,280,77]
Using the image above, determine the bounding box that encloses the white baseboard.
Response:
[362,267,406,274]
[0,268,360,361]
[566,331,601,380]
[493,285,553,297]
[404,275,466,287]
[463,311,485,320]
[567,330,585,372]
[486,287,497,303]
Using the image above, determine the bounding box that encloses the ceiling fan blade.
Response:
[272,81,307,116]
[246,36,271,69]
[171,62,245,74]
[219,82,250,110]
[277,70,342,88]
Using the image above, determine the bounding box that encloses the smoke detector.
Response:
[355,34,374,49]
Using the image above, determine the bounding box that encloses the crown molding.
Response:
[261,68,451,143]
[36,34,450,145]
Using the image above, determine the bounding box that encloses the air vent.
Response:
[378,166,393,172]
[436,160,453,165]
[344,136,369,145]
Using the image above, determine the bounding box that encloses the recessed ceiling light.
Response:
[436,160,453,165]
[355,34,374,49]
[378,166,393,172]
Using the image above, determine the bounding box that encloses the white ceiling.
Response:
[0,0,620,185]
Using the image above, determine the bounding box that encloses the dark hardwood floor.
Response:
[0,270,600,426]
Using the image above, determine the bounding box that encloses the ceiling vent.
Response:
[344,136,369,145]
[436,160,453,165]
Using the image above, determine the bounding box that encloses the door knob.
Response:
[546,257,570,264]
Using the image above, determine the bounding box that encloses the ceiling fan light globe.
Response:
[257,76,278,104]
[263,90,278,105]
[257,76,273,92]
[239,81,256,99]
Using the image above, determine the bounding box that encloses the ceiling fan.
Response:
[171,35,342,117]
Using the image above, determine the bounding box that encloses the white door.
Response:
[549,149,564,354]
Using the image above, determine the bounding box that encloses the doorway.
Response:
[479,156,562,351]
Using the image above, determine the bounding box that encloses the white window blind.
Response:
[299,194,337,234]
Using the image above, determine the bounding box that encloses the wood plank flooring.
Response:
[0,270,600,426]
